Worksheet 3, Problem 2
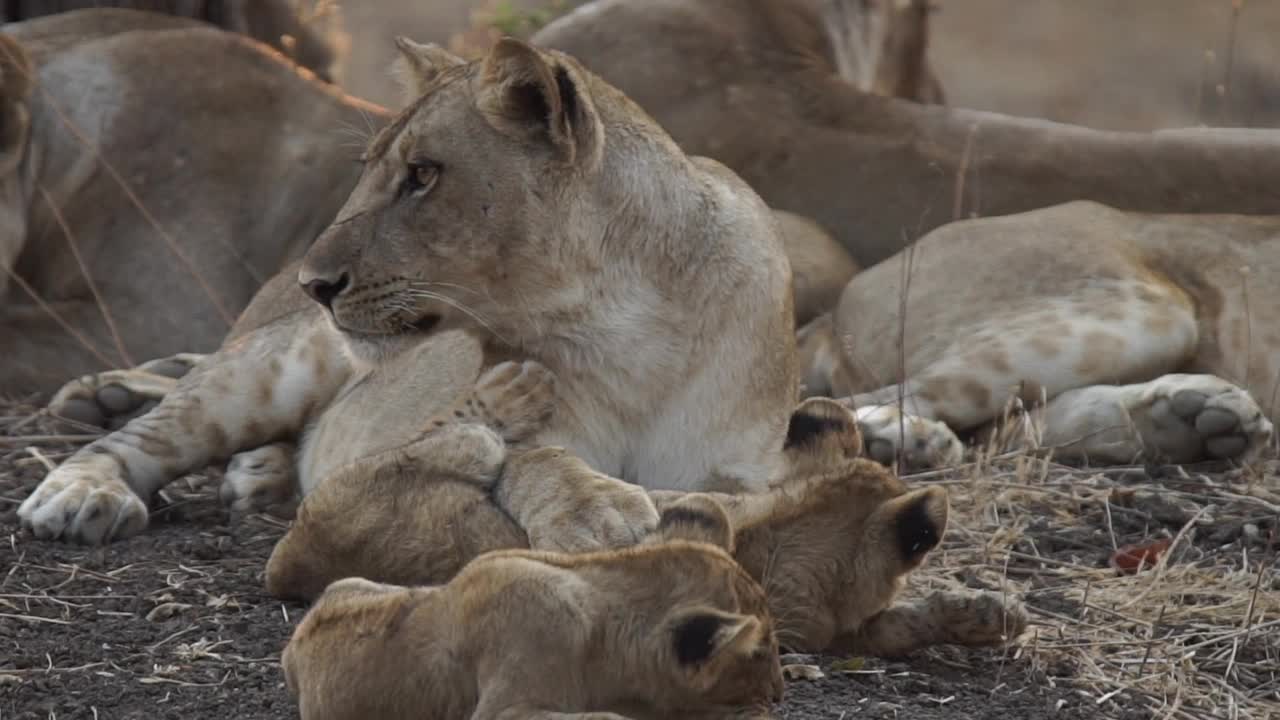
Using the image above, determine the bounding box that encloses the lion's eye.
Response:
[404,161,441,195]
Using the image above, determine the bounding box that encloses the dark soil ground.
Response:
[3,401,1276,720]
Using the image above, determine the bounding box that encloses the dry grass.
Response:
[900,447,1280,720]
[3,393,1277,718]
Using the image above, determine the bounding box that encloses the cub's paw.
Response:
[930,590,1029,647]
[219,443,298,518]
[18,456,147,544]
[47,354,204,431]
[854,405,964,473]
[463,361,557,444]
[1144,374,1274,463]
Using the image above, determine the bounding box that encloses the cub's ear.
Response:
[883,485,948,569]
[783,397,862,459]
[669,607,763,667]
[653,494,735,554]
[475,37,603,168]
[391,36,465,106]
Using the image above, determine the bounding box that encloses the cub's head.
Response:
[741,397,950,651]
[612,501,784,713]
[0,33,33,245]
[298,35,615,358]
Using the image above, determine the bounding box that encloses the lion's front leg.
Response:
[497,447,659,553]
[18,313,351,545]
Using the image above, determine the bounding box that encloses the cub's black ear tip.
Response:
[894,488,948,562]
[657,494,734,553]
[784,398,855,450]
[673,613,722,666]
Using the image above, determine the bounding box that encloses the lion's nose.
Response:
[301,273,349,310]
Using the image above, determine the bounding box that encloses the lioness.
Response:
[0,9,387,396]
[19,36,800,547]
[1,9,862,396]
[282,504,785,720]
[17,34,1025,657]
[534,0,1280,267]
[17,35,1023,656]
[801,201,1278,470]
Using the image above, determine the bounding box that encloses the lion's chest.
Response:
[534,379,781,493]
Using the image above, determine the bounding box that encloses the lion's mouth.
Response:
[332,312,442,339]
[409,314,442,333]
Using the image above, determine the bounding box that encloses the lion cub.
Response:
[267,382,1026,659]
[282,501,783,720]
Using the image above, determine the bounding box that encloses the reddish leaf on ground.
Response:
[1110,538,1174,574]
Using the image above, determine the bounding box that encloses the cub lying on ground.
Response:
[282,502,784,720]
[267,363,1025,658]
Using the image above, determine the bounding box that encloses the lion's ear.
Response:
[668,607,764,668]
[475,37,603,168]
[879,485,948,570]
[391,36,465,106]
[653,494,735,554]
[783,397,862,460]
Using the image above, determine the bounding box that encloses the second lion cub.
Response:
[282,503,784,720]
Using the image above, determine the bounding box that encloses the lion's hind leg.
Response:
[1039,373,1274,464]
[847,274,1203,469]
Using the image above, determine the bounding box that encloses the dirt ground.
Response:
[3,401,1277,719]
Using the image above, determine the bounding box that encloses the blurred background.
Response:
[331,0,1280,131]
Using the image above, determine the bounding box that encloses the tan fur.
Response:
[0,9,386,397]
[263,395,1025,658]
[773,210,859,327]
[281,531,782,720]
[534,0,1280,268]
[19,37,798,551]
[810,201,1278,468]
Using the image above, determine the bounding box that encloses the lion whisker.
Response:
[401,287,513,346]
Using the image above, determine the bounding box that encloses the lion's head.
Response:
[297,36,624,359]
[726,397,951,651]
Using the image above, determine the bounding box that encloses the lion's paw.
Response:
[931,590,1029,647]
[854,405,964,473]
[464,360,557,443]
[47,354,203,430]
[507,448,658,553]
[1143,374,1274,463]
[525,479,659,554]
[18,455,148,544]
[219,443,298,518]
